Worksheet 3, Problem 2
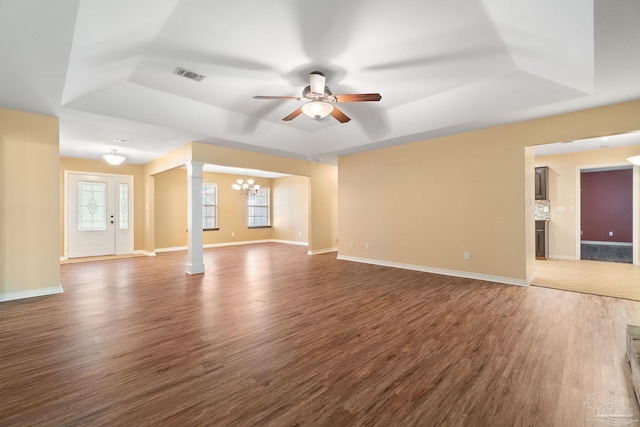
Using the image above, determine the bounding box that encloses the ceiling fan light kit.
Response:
[253,71,381,123]
[302,101,334,119]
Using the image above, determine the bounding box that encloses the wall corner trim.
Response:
[0,285,64,303]
[336,255,528,287]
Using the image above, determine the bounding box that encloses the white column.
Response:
[186,161,205,274]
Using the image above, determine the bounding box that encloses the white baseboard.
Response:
[63,251,154,260]
[0,285,64,302]
[134,250,156,256]
[336,255,528,287]
[308,247,338,255]
[549,254,577,260]
[204,240,269,249]
[155,239,309,253]
[581,240,632,247]
[271,239,308,246]
[154,246,188,253]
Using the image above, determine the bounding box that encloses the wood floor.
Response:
[2,243,640,426]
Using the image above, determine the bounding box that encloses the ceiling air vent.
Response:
[173,67,206,82]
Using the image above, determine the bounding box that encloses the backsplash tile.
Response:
[534,199,551,220]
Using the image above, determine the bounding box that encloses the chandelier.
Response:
[232,172,260,195]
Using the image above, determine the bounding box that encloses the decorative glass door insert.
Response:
[77,181,107,231]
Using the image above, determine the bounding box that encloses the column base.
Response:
[186,263,205,275]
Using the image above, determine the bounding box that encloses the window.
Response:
[202,183,218,230]
[119,183,129,230]
[248,187,270,228]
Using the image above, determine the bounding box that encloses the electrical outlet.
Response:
[464,252,470,260]
[350,242,354,248]
[609,231,614,236]
[365,243,370,250]
[232,232,235,237]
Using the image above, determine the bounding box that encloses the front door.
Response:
[66,171,134,258]
[67,173,117,258]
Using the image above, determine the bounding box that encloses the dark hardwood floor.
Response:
[2,243,640,426]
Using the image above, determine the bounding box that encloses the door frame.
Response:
[574,162,639,265]
[64,170,134,259]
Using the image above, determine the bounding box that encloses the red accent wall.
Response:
[581,169,633,242]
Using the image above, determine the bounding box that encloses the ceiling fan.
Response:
[253,71,381,123]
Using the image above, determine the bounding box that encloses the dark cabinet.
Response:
[535,166,548,200]
[535,220,547,259]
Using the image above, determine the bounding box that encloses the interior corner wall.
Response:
[59,157,146,257]
[535,143,640,259]
[0,108,60,298]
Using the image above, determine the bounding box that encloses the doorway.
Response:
[65,172,134,258]
[575,164,639,266]
[580,167,633,263]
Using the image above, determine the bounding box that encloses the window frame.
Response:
[247,187,271,229]
[202,182,219,231]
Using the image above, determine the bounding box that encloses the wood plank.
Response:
[1,243,639,425]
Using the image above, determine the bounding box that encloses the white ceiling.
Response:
[1,0,639,166]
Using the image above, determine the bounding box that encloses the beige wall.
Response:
[339,132,528,281]
[309,163,338,252]
[154,168,309,249]
[535,144,640,260]
[273,175,309,243]
[153,168,187,249]
[338,100,640,283]
[59,157,146,256]
[0,108,60,296]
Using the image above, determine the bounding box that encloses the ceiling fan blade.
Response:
[309,72,326,96]
[282,107,303,121]
[333,93,382,102]
[330,106,351,123]
[253,95,300,100]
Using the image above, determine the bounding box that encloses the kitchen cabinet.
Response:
[535,220,548,259]
[535,166,549,200]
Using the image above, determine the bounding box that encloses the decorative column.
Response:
[186,161,205,274]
